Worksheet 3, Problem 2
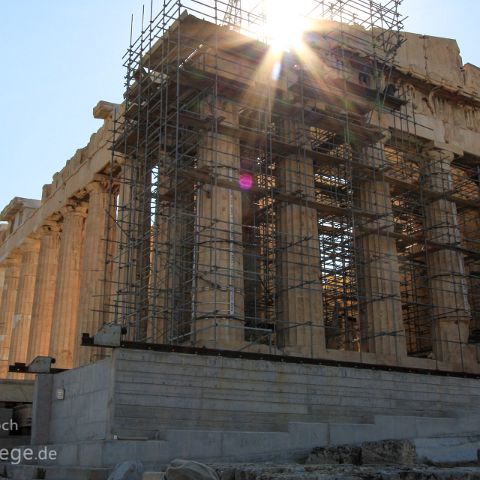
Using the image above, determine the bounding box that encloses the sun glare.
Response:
[264,0,310,53]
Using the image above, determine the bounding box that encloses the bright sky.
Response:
[0,0,478,211]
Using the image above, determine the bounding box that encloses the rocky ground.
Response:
[105,440,480,480]
[211,462,480,480]
[163,441,480,480]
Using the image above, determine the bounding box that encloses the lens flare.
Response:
[239,173,254,190]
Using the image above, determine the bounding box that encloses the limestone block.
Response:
[464,63,480,95]
[396,33,463,87]
[424,36,463,86]
[107,461,144,480]
[165,460,219,480]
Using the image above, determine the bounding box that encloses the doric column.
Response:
[194,97,245,349]
[0,254,21,377]
[459,183,480,340]
[423,149,470,364]
[102,180,119,330]
[276,153,325,357]
[26,221,61,363]
[115,159,151,342]
[149,169,169,344]
[7,238,41,378]
[0,265,5,304]
[465,212,480,337]
[356,143,406,358]
[49,202,86,369]
[74,181,110,367]
[0,264,5,344]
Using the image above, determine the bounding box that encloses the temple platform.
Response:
[20,348,480,470]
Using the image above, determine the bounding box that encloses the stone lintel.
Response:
[61,201,88,218]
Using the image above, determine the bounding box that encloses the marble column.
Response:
[49,202,86,369]
[459,189,480,338]
[356,144,406,358]
[0,264,5,345]
[26,221,61,363]
[0,265,5,303]
[149,170,169,344]
[465,213,480,336]
[276,153,325,357]
[75,181,110,367]
[103,185,119,328]
[116,160,151,342]
[7,238,41,378]
[0,254,21,377]
[194,97,245,349]
[423,149,470,364]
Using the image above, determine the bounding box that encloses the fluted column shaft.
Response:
[49,204,86,368]
[0,266,5,304]
[75,182,109,367]
[27,221,61,363]
[149,170,169,343]
[116,160,151,342]
[0,254,21,377]
[7,238,40,377]
[356,144,406,358]
[276,154,325,357]
[194,97,245,349]
[423,149,470,364]
[460,201,480,336]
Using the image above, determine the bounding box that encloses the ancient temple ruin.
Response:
[1,0,480,469]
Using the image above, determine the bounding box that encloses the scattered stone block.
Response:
[306,445,362,465]
[166,459,219,480]
[361,439,416,465]
[108,460,144,480]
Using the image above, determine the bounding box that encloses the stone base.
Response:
[27,348,480,469]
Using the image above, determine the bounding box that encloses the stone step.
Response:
[9,414,480,474]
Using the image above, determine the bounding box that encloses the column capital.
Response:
[3,252,21,268]
[86,180,110,195]
[61,201,88,218]
[21,237,41,253]
[423,140,463,157]
[422,147,456,164]
[355,142,386,170]
[40,220,62,235]
[115,154,127,167]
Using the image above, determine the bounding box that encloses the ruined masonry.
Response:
[1,0,480,471]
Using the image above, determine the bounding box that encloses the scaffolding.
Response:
[102,0,480,370]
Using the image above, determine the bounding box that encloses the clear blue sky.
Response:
[0,0,478,211]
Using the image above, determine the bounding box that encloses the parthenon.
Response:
[1,0,480,471]
[2,1,480,376]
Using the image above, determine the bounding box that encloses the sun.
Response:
[264,0,310,53]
